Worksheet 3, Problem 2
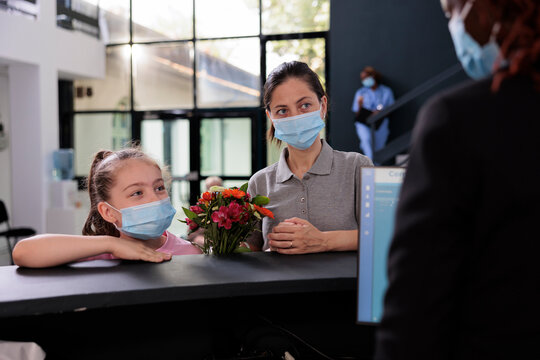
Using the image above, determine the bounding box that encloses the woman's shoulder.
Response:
[251,161,279,177]
[331,147,373,168]
[249,162,279,188]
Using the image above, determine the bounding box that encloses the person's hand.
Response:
[192,234,205,247]
[356,95,364,108]
[109,234,172,263]
[267,218,328,254]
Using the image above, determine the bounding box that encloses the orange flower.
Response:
[199,191,213,203]
[253,204,274,219]
[223,188,246,199]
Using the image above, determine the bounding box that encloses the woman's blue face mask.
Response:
[271,109,325,150]
[448,0,502,79]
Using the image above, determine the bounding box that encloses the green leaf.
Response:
[239,182,249,193]
[182,207,198,220]
[234,246,252,253]
[252,195,269,206]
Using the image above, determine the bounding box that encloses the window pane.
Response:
[195,0,259,38]
[141,120,165,165]
[132,0,193,41]
[262,0,329,35]
[57,0,100,38]
[74,113,132,176]
[74,45,131,111]
[196,38,260,108]
[200,118,251,176]
[168,180,191,237]
[141,120,191,237]
[133,43,194,110]
[141,119,190,177]
[98,0,130,44]
[266,38,326,87]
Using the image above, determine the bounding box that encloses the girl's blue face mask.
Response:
[271,109,325,150]
[448,1,502,80]
[106,197,176,240]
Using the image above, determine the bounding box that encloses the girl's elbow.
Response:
[11,243,26,266]
[12,239,36,267]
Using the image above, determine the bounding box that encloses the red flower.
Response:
[212,206,233,229]
[190,205,203,214]
[223,188,246,199]
[239,204,250,224]
[254,204,274,219]
[211,202,249,229]
[199,191,213,203]
[186,218,198,231]
[227,201,243,221]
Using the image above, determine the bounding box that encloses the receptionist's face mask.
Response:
[448,0,502,79]
[106,198,176,240]
[271,109,325,150]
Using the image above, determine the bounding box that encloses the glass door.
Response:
[141,117,191,236]
[197,112,259,199]
[140,111,257,238]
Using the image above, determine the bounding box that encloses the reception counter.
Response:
[0,252,374,359]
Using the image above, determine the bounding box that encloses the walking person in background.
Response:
[352,66,395,162]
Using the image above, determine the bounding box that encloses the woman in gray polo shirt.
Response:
[247,61,373,254]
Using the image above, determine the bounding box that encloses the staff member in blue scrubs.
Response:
[351,66,395,161]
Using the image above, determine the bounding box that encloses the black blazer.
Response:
[375,75,540,360]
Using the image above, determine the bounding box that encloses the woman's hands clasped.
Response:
[267,217,328,254]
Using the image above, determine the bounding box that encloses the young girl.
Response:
[13,148,201,268]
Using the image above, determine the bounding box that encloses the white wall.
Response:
[0,3,105,232]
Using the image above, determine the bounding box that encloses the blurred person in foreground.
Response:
[375,0,540,359]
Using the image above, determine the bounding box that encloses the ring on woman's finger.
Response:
[289,241,293,249]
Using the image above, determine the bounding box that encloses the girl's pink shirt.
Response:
[81,231,202,261]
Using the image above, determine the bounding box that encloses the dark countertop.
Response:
[0,251,357,318]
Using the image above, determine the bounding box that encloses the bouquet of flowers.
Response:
[180,183,274,255]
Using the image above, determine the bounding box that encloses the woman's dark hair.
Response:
[81,147,163,236]
[263,61,327,144]
[486,0,540,90]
